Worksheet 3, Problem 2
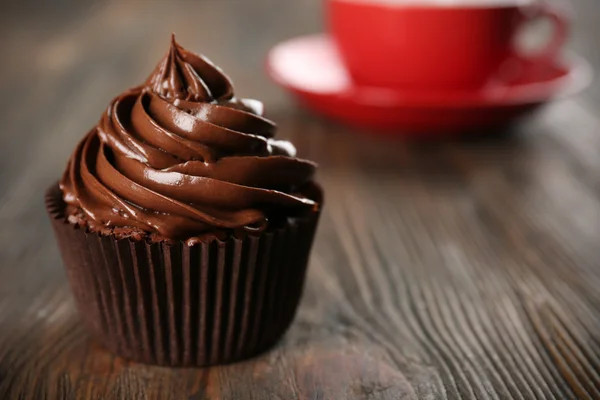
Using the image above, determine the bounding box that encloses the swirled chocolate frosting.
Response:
[60,36,317,242]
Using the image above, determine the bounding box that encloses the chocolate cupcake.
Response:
[45,35,322,367]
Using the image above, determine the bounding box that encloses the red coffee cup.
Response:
[328,0,569,90]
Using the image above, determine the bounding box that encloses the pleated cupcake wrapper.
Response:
[45,184,321,367]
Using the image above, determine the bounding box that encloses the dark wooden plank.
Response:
[1,0,600,398]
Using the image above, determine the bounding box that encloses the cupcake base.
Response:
[45,184,321,367]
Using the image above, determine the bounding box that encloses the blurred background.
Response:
[1,0,598,135]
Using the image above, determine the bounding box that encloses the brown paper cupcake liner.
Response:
[45,184,321,367]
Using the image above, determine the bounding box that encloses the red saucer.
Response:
[266,34,592,134]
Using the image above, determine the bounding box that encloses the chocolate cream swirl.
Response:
[60,36,317,241]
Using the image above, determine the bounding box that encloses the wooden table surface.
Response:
[2,0,600,399]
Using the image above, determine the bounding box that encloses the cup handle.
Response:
[514,1,570,65]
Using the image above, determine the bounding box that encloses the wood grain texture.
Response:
[1,0,600,398]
